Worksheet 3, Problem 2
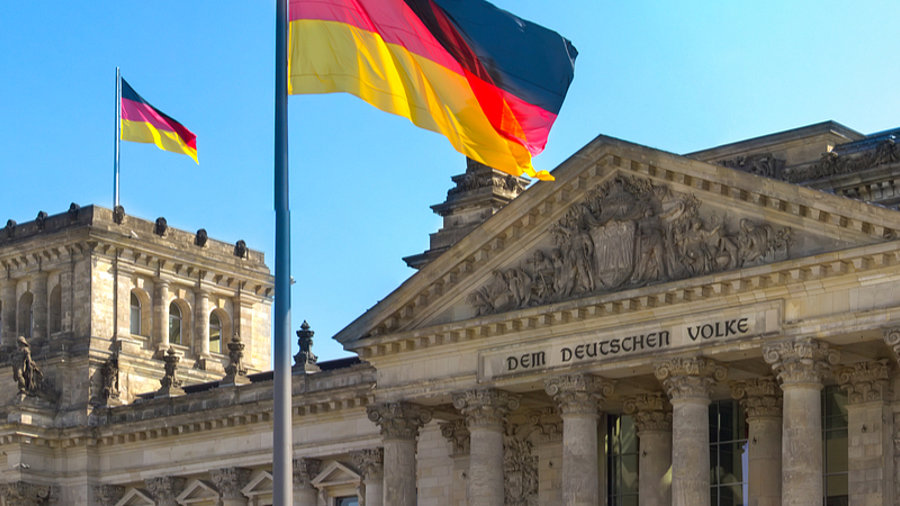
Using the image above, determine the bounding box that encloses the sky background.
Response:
[2,1,900,363]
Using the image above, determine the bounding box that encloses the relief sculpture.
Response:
[470,176,792,315]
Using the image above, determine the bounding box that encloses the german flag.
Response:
[288,0,576,181]
[120,79,198,164]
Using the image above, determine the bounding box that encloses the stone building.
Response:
[2,120,900,505]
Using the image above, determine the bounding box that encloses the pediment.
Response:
[311,461,360,488]
[336,135,900,347]
[114,488,154,506]
[175,479,218,504]
[241,471,272,498]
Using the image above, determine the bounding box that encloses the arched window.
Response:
[209,312,222,353]
[17,292,34,339]
[49,284,62,334]
[169,302,183,345]
[130,292,142,335]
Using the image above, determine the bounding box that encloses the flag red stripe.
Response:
[121,97,197,149]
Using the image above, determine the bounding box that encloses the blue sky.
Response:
[2,1,900,362]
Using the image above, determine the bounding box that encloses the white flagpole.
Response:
[114,67,121,209]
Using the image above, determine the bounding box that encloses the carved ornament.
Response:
[366,402,432,440]
[623,393,672,433]
[453,389,520,429]
[730,377,782,418]
[145,476,185,504]
[503,429,538,506]
[470,175,791,315]
[836,359,890,404]
[93,484,125,506]
[785,139,900,183]
[350,449,384,478]
[210,467,252,500]
[544,374,613,416]
[654,357,726,401]
[0,481,56,504]
[883,328,900,366]
[718,153,786,179]
[763,338,838,386]
[292,458,322,488]
[439,419,470,456]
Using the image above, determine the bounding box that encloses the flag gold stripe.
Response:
[121,119,199,164]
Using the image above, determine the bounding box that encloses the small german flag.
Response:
[120,79,198,164]
[288,0,576,181]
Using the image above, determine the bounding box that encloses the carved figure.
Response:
[35,211,48,231]
[154,217,168,236]
[100,355,120,402]
[12,336,42,400]
[234,240,247,258]
[195,228,208,247]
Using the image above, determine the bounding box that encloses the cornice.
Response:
[341,142,900,347]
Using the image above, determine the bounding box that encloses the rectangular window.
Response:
[607,414,639,506]
[709,399,748,506]
[334,497,358,506]
[822,385,848,505]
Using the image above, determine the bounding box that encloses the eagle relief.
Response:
[470,176,792,315]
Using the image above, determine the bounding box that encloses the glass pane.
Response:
[824,430,848,473]
[719,442,746,484]
[130,306,141,335]
[720,482,745,506]
[335,497,359,506]
[169,316,181,345]
[620,454,639,494]
[825,473,849,499]
[620,416,638,454]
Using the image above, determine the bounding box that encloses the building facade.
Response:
[2,121,900,505]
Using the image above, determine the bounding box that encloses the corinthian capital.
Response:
[439,419,470,456]
[544,374,614,416]
[210,467,252,500]
[730,377,782,419]
[836,359,890,404]
[453,389,520,429]
[763,338,838,387]
[350,448,384,478]
[367,402,432,440]
[623,393,672,433]
[654,357,726,401]
[883,328,900,364]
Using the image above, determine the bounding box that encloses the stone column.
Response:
[763,337,838,506]
[730,377,782,506]
[453,389,519,506]
[351,448,384,506]
[292,458,322,506]
[154,279,170,354]
[31,271,48,340]
[367,402,432,506]
[195,288,210,364]
[837,359,892,506]
[0,279,15,347]
[145,476,185,506]
[655,356,726,506]
[210,467,252,506]
[623,393,672,506]
[545,374,612,506]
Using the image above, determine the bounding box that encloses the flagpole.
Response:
[114,67,121,208]
[273,0,293,502]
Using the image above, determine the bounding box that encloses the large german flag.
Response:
[120,79,198,164]
[288,0,577,180]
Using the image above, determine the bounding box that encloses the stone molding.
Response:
[350,448,384,478]
[763,338,838,386]
[439,419,470,456]
[544,374,613,416]
[0,481,57,505]
[453,389,520,429]
[730,377,782,418]
[836,359,890,404]
[654,357,726,401]
[366,402,432,440]
[93,484,125,506]
[883,327,900,365]
[145,476,185,505]
[210,467,252,500]
[292,458,322,488]
[623,392,672,432]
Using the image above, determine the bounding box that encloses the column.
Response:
[0,279,15,347]
[210,467,252,506]
[453,389,519,506]
[154,279,170,354]
[763,337,838,506]
[351,448,384,506]
[145,476,184,506]
[655,356,726,506]
[292,458,322,506]
[439,419,470,505]
[367,402,432,506]
[195,288,210,362]
[545,374,612,506]
[59,265,74,333]
[837,359,892,505]
[730,377,782,506]
[31,271,48,340]
[623,393,672,506]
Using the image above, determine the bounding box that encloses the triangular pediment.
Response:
[114,488,154,506]
[311,461,360,489]
[175,479,218,504]
[241,471,272,498]
[336,135,900,347]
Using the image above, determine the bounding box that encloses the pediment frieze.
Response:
[470,175,794,316]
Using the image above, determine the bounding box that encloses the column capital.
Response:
[210,467,252,500]
[836,359,890,404]
[883,327,900,365]
[453,388,519,429]
[145,476,185,505]
[367,401,432,440]
[292,458,322,488]
[439,419,470,456]
[544,374,613,416]
[731,376,782,418]
[623,392,672,433]
[654,356,726,401]
[763,338,838,387]
[0,481,56,505]
[350,448,384,478]
[93,484,125,506]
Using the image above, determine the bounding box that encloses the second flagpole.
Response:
[114,67,121,209]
